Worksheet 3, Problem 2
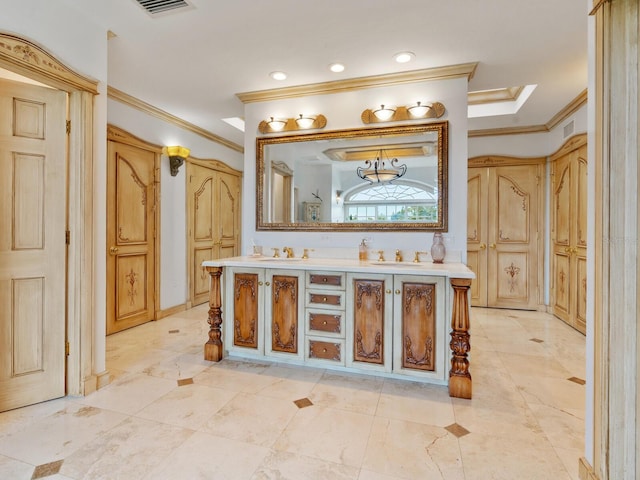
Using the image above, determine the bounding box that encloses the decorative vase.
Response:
[430,233,446,264]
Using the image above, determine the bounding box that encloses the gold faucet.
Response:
[302,248,314,259]
[413,251,428,263]
[395,249,403,262]
[282,246,295,258]
[377,250,385,262]
[272,247,280,258]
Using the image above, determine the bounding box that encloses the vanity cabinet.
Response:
[346,273,393,372]
[208,258,474,398]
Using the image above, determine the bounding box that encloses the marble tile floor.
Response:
[0,305,586,480]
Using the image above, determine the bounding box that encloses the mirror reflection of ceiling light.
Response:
[357,149,407,184]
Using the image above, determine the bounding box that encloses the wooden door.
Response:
[188,161,241,306]
[467,168,488,306]
[106,137,158,334]
[551,135,587,333]
[467,158,544,310]
[232,271,261,349]
[351,278,386,366]
[0,79,67,411]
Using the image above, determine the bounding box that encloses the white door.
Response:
[0,78,67,411]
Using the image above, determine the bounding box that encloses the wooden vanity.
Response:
[201,256,474,399]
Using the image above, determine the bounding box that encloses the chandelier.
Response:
[356,150,407,184]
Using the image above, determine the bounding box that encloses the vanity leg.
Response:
[204,266,224,362]
[449,278,472,399]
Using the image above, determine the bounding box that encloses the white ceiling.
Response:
[65,0,588,147]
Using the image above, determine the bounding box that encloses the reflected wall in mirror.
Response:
[257,121,448,231]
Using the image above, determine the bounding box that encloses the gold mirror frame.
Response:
[256,121,448,232]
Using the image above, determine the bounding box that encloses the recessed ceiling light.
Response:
[393,51,415,64]
[269,71,287,81]
[329,63,345,73]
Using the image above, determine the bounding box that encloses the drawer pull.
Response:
[323,321,327,325]
[323,348,327,353]
[323,278,328,283]
[323,296,327,301]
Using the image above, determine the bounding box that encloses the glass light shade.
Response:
[164,145,190,158]
[407,101,430,117]
[372,105,396,121]
[267,117,287,131]
[295,115,315,129]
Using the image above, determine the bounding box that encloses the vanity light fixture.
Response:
[162,145,190,177]
[356,149,407,184]
[335,190,343,204]
[361,101,446,124]
[258,114,327,134]
[372,104,396,121]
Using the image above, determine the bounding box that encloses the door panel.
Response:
[188,162,241,306]
[466,169,487,306]
[0,79,67,411]
[107,142,156,334]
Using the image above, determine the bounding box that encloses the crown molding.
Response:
[468,89,588,137]
[237,63,478,103]
[107,86,244,153]
[468,86,524,105]
[0,32,98,94]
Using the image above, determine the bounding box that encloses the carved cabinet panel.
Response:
[224,267,264,355]
[346,274,393,372]
[393,275,447,380]
[266,271,304,357]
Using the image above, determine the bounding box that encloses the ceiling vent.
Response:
[134,0,192,16]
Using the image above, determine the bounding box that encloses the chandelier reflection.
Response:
[356,150,407,184]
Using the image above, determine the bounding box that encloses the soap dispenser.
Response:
[359,239,369,261]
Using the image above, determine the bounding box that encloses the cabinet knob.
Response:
[323,297,327,302]
[322,278,328,282]
[109,246,119,255]
[323,321,327,325]
[265,281,271,286]
[395,289,401,295]
[386,289,391,294]
[323,348,327,353]
[258,281,263,286]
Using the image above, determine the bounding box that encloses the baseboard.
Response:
[579,457,600,480]
[96,370,111,390]
[81,374,98,396]
[157,303,187,319]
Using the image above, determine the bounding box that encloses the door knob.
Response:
[489,243,496,249]
[109,246,119,255]
[479,243,486,250]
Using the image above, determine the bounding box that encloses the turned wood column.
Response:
[449,278,472,399]
[204,266,224,362]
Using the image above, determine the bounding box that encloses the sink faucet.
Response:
[377,250,385,262]
[282,246,295,258]
[413,251,428,263]
[395,249,403,262]
[272,248,280,258]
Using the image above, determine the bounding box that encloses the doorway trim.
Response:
[0,32,98,396]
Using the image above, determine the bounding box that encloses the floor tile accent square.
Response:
[445,423,470,438]
[530,338,544,343]
[568,376,586,385]
[293,398,313,408]
[31,459,63,479]
[177,378,194,386]
[168,329,180,334]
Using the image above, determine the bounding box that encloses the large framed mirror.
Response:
[256,121,448,231]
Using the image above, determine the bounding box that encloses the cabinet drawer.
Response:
[307,291,344,309]
[308,311,342,335]
[307,338,343,363]
[306,272,345,290]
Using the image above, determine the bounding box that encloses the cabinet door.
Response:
[346,273,393,372]
[467,167,488,306]
[265,269,304,359]
[393,275,447,382]
[224,268,264,355]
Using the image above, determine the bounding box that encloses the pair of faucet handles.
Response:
[375,249,428,263]
[272,247,311,259]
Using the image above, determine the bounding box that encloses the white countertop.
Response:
[202,255,475,279]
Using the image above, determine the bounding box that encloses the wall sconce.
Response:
[162,145,190,176]
[258,114,327,134]
[361,102,446,124]
[336,190,343,204]
[356,150,407,184]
